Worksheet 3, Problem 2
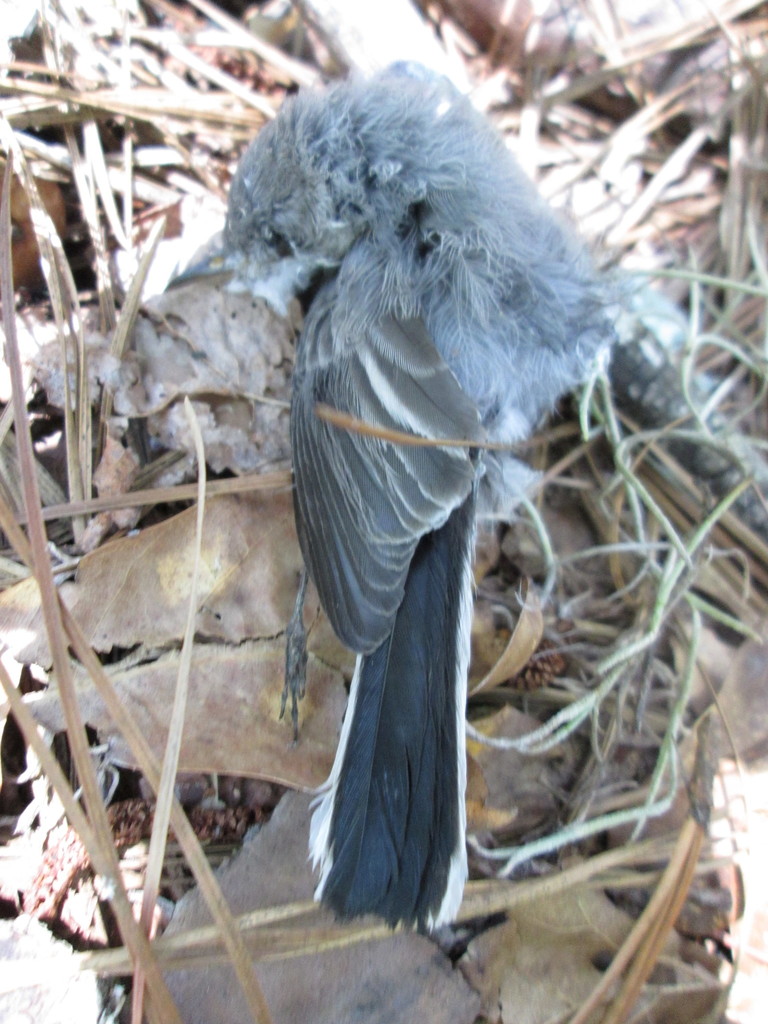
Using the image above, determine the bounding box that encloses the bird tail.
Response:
[309,491,475,930]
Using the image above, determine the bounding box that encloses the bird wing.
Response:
[291,311,484,653]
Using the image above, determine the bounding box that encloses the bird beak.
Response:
[167,247,308,318]
[166,250,234,290]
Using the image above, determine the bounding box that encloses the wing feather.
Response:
[291,309,484,652]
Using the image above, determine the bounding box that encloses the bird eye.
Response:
[262,226,293,258]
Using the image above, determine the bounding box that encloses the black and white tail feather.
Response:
[310,490,476,930]
[221,66,614,931]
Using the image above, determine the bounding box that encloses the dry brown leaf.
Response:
[671,625,737,717]
[4,172,67,292]
[80,434,141,552]
[29,641,344,790]
[474,523,502,582]
[471,582,544,695]
[165,792,481,1024]
[29,281,296,481]
[466,749,518,832]
[26,318,120,416]
[625,962,726,1024]
[715,639,768,762]
[470,598,510,686]
[0,491,328,666]
[115,282,296,475]
[125,283,294,417]
[461,886,722,1024]
[468,705,576,838]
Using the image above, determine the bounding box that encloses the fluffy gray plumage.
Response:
[224,65,613,929]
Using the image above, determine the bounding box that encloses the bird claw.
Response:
[282,569,309,742]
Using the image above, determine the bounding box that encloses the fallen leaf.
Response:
[713,639,768,762]
[471,581,543,695]
[0,306,59,404]
[29,641,345,789]
[115,282,296,475]
[165,792,481,1024]
[470,599,511,687]
[466,750,518,831]
[80,435,141,552]
[0,491,332,666]
[461,886,722,1024]
[468,705,576,838]
[29,280,296,480]
[671,624,737,718]
[5,173,67,292]
[474,522,502,582]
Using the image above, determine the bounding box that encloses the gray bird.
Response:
[219,64,612,930]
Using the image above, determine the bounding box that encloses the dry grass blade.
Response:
[0,122,91,540]
[129,400,206,1023]
[83,118,130,252]
[131,401,272,1024]
[1,157,182,1024]
[166,0,320,88]
[97,215,166,455]
[0,77,266,134]
[15,469,293,523]
[3,832,693,981]
[0,422,67,524]
[54,600,279,1021]
[606,125,712,247]
[604,825,705,1024]
[566,707,717,1024]
[566,818,705,1024]
[133,28,278,117]
[315,401,519,450]
[65,121,117,333]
